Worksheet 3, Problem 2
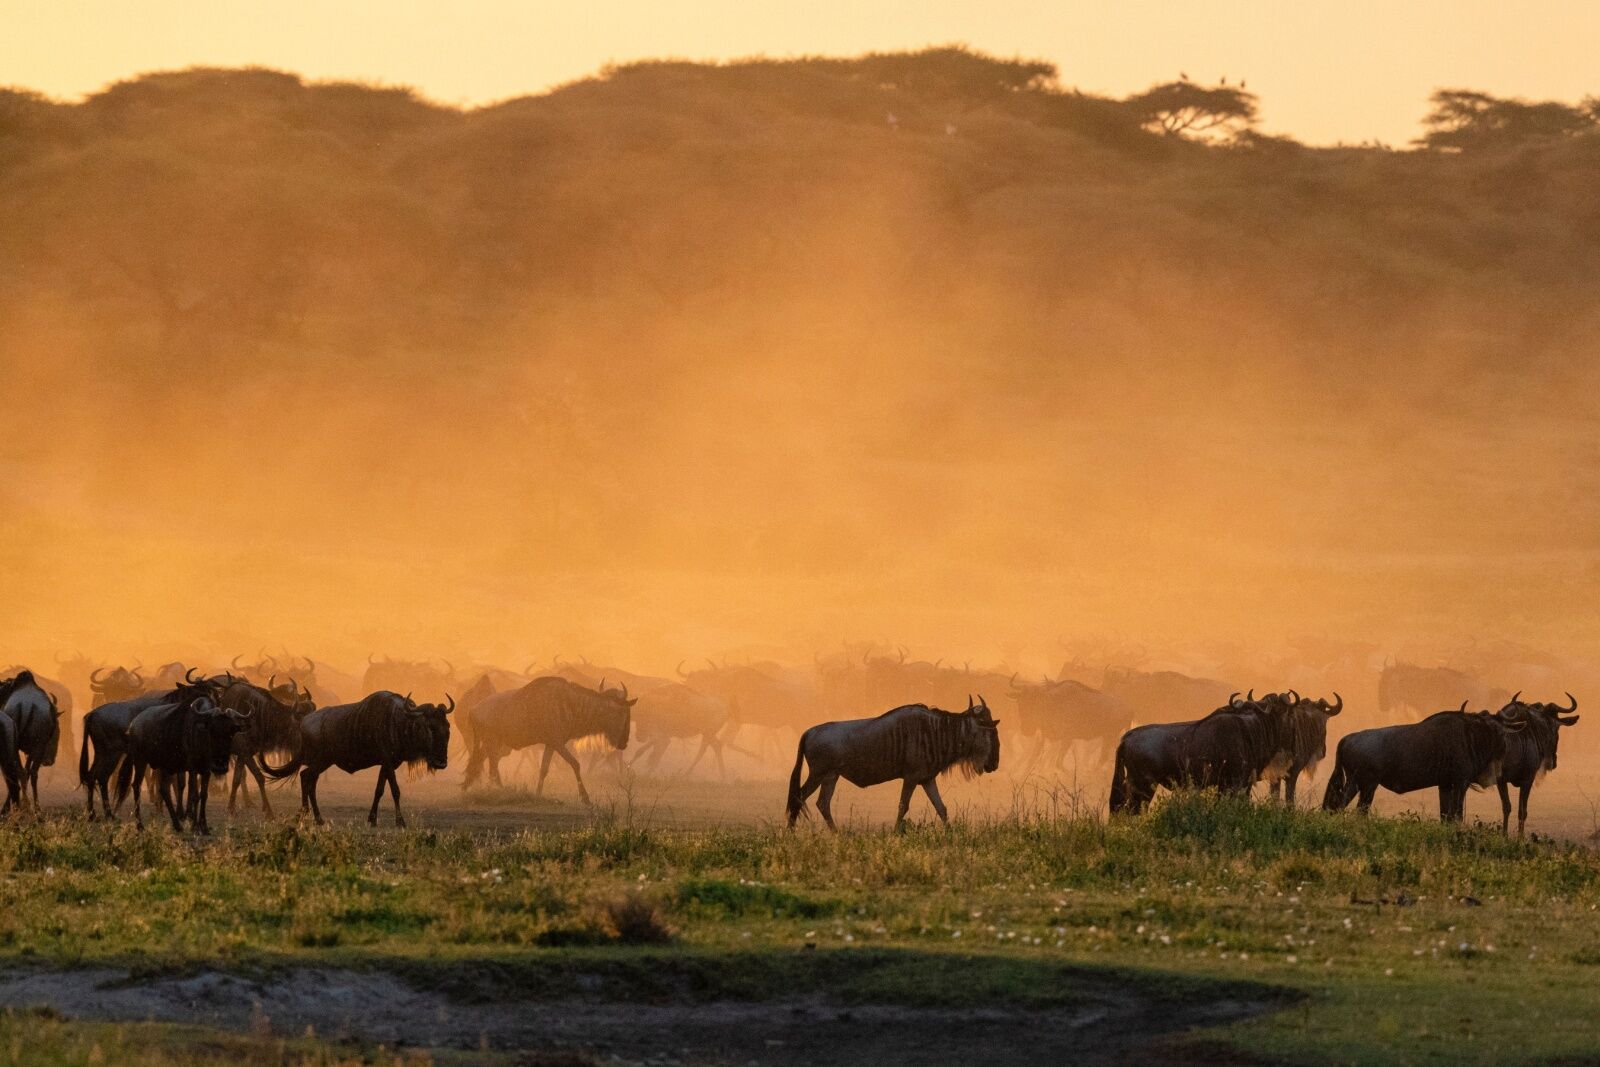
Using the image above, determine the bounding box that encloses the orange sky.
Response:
[5,0,1597,145]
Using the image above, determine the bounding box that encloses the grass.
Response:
[1,795,1599,1063]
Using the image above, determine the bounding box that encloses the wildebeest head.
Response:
[1289,691,1342,768]
[1462,703,1527,786]
[194,699,252,775]
[406,693,455,770]
[90,664,146,703]
[265,675,317,719]
[595,679,636,750]
[964,694,1002,774]
[1499,691,1578,773]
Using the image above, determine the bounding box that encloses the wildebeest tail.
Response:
[1108,743,1130,814]
[261,749,303,781]
[78,730,91,790]
[785,738,809,822]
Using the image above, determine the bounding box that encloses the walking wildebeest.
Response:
[219,675,316,815]
[1322,702,1528,821]
[626,683,753,778]
[79,671,220,820]
[264,691,454,826]
[461,677,633,802]
[1108,691,1299,815]
[1266,692,1343,806]
[786,696,1001,830]
[0,716,23,814]
[119,695,251,833]
[1494,692,1579,836]
[1007,674,1133,777]
[0,670,63,809]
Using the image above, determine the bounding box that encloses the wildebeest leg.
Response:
[247,755,273,817]
[387,765,406,828]
[684,738,714,776]
[1438,785,1457,822]
[815,775,839,830]
[552,744,590,804]
[534,746,555,797]
[921,778,950,825]
[302,768,325,825]
[195,773,212,835]
[1497,781,1512,835]
[368,767,388,826]
[895,779,916,831]
[131,764,148,830]
[1355,783,1376,814]
[1517,784,1531,838]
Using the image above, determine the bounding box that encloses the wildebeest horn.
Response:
[1458,700,1469,712]
[302,657,316,674]
[978,693,988,709]
[1228,691,1242,707]
[1288,689,1300,705]
[598,676,607,692]
[967,693,974,709]
[1329,692,1343,715]
[185,667,202,684]
[705,658,718,672]
[1246,689,1255,701]
[897,646,907,663]
[268,673,279,691]
[1010,672,1022,691]
[444,693,456,713]
[232,654,247,671]
[1564,692,1578,712]
[677,661,690,679]
[1508,691,1522,706]
[368,653,378,665]
[621,683,629,702]
[90,666,109,685]
[441,659,455,676]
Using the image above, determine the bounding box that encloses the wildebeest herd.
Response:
[0,648,1582,835]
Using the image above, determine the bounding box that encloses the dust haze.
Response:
[3,48,1599,686]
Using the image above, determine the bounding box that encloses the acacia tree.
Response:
[1125,81,1258,141]
[1419,90,1596,150]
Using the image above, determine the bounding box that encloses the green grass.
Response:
[2,795,1599,1064]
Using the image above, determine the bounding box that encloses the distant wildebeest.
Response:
[89,664,147,708]
[1100,667,1238,725]
[218,675,316,815]
[1007,674,1133,776]
[1322,702,1528,821]
[461,677,633,802]
[1108,691,1298,815]
[786,696,1001,830]
[1377,662,1509,722]
[676,660,814,752]
[264,691,454,826]
[79,671,221,820]
[0,670,63,809]
[1265,692,1344,806]
[118,694,251,833]
[1494,692,1579,836]
[627,683,752,778]
[363,656,456,702]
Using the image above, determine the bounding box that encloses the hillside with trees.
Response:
[2,47,1599,657]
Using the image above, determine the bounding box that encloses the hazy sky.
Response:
[5,1,1597,145]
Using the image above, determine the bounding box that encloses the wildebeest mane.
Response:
[882,704,988,780]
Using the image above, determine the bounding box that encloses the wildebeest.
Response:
[1377,662,1509,722]
[626,683,751,778]
[1007,674,1133,776]
[0,716,22,814]
[1265,692,1344,806]
[1108,691,1298,815]
[363,656,456,702]
[0,670,63,809]
[786,697,1001,830]
[79,671,221,820]
[218,676,316,815]
[264,691,454,826]
[119,695,251,832]
[461,677,633,802]
[1322,702,1528,821]
[1494,692,1579,836]
[89,664,147,708]
[676,661,814,752]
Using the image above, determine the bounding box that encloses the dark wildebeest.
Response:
[1265,692,1344,806]
[1494,692,1579,836]
[78,671,220,820]
[264,691,454,827]
[0,716,23,814]
[219,676,316,815]
[461,677,633,802]
[1007,674,1133,777]
[89,665,147,709]
[786,697,1001,830]
[118,695,251,832]
[1377,662,1509,722]
[0,666,72,772]
[0,671,63,809]
[1108,692,1298,815]
[1322,703,1528,821]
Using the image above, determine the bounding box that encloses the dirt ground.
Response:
[0,964,1288,1066]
